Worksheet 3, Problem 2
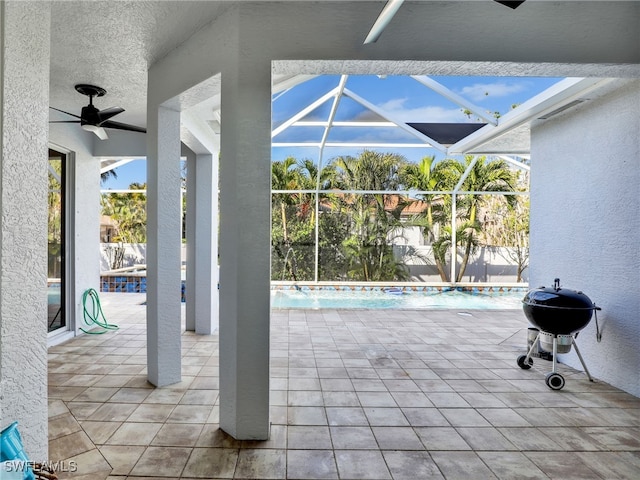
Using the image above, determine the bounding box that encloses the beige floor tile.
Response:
[430,451,498,480]
[72,387,119,403]
[95,375,135,388]
[167,405,213,423]
[456,427,517,451]
[330,426,378,450]
[286,449,338,480]
[577,451,640,479]
[179,389,218,405]
[49,412,82,439]
[61,374,105,387]
[477,451,548,480]
[107,387,152,403]
[581,426,640,450]
[99,445,146,475]
[80,421,122,445]
[476,407,531,427]
[106,422,163,446]
[49,430,96,461]
[143,388,186,404]
[439,408,492,427]
[287,406,328,426]
[525,451,603,479]
[287,425,332,450]
[363,407,410,426]
[234,448,286,479]
[127,403,175,423]
[152,423,204,447]
[55,448,111,479]
[182,447,238,478]
[335,450,391,479]
[498,427,562,450]
[288,390,324,407]
[241,424,287,450]
[87,402,138,422]
[417,425,472,452]
[382,450,444,480]
[129,446,192,478]
[49,399,71,417]
[196,424,243,448]
[372,426,424,450]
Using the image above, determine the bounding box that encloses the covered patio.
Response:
[47,294,640,479]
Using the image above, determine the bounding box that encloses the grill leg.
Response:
[552,336,558,374]
[524,333,541,362]
[571,338,594,382]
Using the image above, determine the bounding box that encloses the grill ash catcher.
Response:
[517,278,601,390]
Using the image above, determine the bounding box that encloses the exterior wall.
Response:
[529,79,640,397]
[397,245,528,283]
[0,1,51,461]
[50,123,100,341]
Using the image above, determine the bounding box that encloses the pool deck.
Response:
[48,293,640,479]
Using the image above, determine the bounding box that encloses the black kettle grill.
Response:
[517,278,601,390]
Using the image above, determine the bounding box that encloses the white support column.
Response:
[0,1,51,460]
[219,59,271,440]
[185,149,196,332]
[186,148,219,335]
[146,105,182,387]
[194,152,219,334]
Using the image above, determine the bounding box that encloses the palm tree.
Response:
[101,182,147,244]
[400,155,463,281]
[455,156,516,282]
[330,150,409,281]
[271,156,299,246]
[100,169,118,184]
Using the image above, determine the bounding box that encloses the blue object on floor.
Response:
[0,422,36,480]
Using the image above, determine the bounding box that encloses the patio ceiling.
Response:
[46,1,638,167]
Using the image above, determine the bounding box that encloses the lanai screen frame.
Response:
[270,73,610,285]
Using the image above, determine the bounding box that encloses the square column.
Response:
[0,1,51,460]
[146,105,182,387]
[219,60,271,440]
[185,151,219,335]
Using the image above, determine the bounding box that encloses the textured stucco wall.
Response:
[0,1,51,460]
[530,79,640,397]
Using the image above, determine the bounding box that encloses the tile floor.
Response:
[48,293,640,479]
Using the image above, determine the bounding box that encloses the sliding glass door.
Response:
[48,149,66,332]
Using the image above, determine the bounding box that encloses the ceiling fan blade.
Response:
[49,120,81,124]
[49,106,81,119]
[95,127,109,140]
[363,0,405,44]
[100,119,146,134]
[97,106,125,124]
[494,0,526,9]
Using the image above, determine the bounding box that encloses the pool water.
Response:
[270,288,525,310]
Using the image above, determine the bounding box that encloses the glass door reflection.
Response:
[48,149,65,332]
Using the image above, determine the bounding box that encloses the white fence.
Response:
[102,242,527,284]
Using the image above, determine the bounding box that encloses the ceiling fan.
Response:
[50,84,146,140]
[364,0,526,44]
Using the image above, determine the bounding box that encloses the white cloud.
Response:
[458,82,529,102]
[358,98,467,123]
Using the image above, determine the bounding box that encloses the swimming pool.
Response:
[270,287,525,310]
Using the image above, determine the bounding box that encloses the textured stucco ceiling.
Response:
[47,1,640,154]
[49,1,228,128]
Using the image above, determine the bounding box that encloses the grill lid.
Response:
[523,278,595,310]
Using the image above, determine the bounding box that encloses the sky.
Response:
[100,74,561,190]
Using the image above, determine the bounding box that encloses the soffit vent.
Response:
[538,99,585,120]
